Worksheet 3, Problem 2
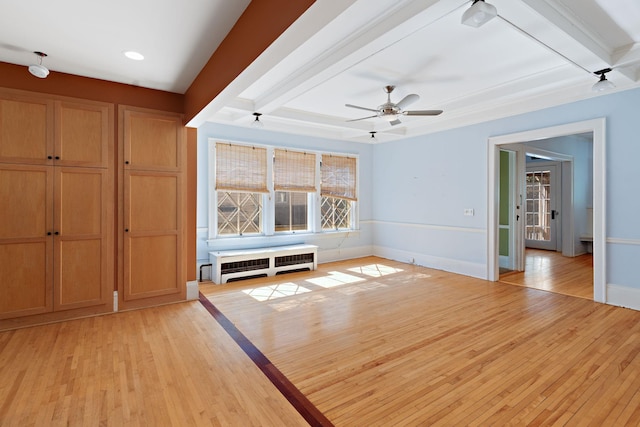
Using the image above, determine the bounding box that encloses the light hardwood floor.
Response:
[3,256,638,426]
[0,303,308,426]
[499,249,593,299]
[202,256,640,426]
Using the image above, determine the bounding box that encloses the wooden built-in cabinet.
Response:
[119,107,186,309]
[0,89,113,324]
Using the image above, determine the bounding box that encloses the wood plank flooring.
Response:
[0,302,308,426]
[202,256,640,426]
[500,249,593,299]
[2,255,637,426]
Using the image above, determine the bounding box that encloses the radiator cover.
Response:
[209,244,318,284]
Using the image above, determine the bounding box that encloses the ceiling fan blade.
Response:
[404,109,443,116]
[345,104,379,113]
[389,119,402,126]
[396,94,420,110]
[346,115,378,122]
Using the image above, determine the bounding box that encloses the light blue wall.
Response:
[197,87,640,298]
[372,86,640,290]
[196,123,374,265]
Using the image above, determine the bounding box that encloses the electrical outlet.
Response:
[464,208,474,216]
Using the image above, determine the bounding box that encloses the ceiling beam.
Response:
[251,0,459,114]
[183,0,316,126]
[502,0,613,73]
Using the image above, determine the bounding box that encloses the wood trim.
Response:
[184,0,315,123]
[198,292,334,427]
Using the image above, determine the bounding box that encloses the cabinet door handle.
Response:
[125,161,130,165]
[125,228,129,232]
[47,232,52,236]
[55,156,60,160]
[54,231,59,235]
[47,156,53,160]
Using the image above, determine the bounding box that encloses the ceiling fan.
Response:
[345,85,442,126]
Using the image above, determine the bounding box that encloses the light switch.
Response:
[464,208,474,216]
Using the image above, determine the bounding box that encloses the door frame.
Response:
[487,118,606,303]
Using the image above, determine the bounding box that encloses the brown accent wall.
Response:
[183,0,315,123]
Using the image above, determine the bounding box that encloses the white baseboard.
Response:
[607,284,640,311]
[317,245,373,264]
[186,280,199,301]
[373,245,486,279]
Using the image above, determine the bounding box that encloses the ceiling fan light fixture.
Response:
[28,51,49,79]
[382,113,399,122]
[462,0,497,28]
[592,68,615,92]
[251,112,264,128]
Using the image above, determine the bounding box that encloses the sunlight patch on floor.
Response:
[269,293,330,312]
[347,264,404,277]
[242,283,311,302]
[337,281,388,295]
[306,271,365,288]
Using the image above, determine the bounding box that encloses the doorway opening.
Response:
[487,119,605,303]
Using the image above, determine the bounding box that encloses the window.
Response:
[215,143,268,235]
[273,149,316,233]
[525,170,551,241]
[275,191,308,232]
[218,191,262,235]
[321,154,357,230]
[210,141,357,239]
[321,196,351,230]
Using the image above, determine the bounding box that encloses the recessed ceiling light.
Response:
[123,51,144,61]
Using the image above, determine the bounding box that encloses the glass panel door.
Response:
[525,164,559,251]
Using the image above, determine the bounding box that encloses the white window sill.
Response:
[206,229,360,251]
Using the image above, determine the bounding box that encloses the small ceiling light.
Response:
[28,51,49,79]
[592,68,615,92]
[369,131,377,141]
[462,0,497,28]
[251,112,264,128]
[123,51,144,61]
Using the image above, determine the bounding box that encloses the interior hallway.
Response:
[499,249,594,300]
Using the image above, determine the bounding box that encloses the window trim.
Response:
[208,138,358,240]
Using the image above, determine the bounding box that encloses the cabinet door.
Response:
[0,164,53,319]
[123,171,182,300]
[123,110,183,171]
[0,92,53,165]
[54,167,112,311]
[55,101,112,168]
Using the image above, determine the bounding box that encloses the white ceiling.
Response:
[0,0,250,93]
[2,0,639,143]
